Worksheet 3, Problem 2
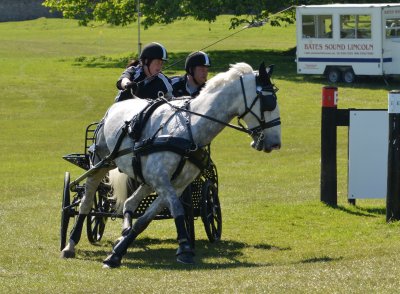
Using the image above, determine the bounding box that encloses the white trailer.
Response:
[295,4,400,83]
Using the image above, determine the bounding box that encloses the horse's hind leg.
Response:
[103,185,194,268]
[122,183,153,235]
[61,167,109,258]
[163,187,195,265]
[103,195,167,268]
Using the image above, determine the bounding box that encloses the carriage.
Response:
[60,121,222,251]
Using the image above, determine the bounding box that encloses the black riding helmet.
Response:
[185,51,211,76]
[139,42,168,62]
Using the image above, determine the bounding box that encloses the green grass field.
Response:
[2,16,400,293]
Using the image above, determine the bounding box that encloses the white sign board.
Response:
[348,110,388,199]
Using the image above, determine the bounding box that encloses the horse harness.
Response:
[114,98,211,184]
[106,71,280,183]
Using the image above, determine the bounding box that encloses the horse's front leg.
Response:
[60,168,109,258]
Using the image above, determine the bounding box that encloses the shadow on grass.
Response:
[325,203,385,217]
[78,237,291,270]
[300,256,343,264]
[354,206,386,215]
[70,48,400,89]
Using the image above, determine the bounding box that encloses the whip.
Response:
[163,5,295,71]
[135,5,295,85]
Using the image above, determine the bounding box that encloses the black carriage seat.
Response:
[63,122,100,170]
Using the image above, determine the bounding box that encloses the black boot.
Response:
[122,211,133,236]
[174,215,195,264]
[70,214,87,245]
[103,228,138,268]
[103,253,122,268]
[176,240,195,265]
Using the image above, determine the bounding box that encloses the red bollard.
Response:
[322,86,338,108]
[321,86,338,206]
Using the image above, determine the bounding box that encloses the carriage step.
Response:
[63,153,90,170]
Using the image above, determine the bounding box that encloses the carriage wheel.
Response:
[86,181,110,243]
[60,172,71,251]
[201,180,222,242]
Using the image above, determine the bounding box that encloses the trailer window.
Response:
[386,19,400,38]
[302,15,332,39]
[340,15,371,39]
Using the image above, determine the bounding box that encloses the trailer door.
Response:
[383,14,400,74]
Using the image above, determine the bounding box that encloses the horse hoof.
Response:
[177,252,195,265]
[60,250,75,259]
[103,253,122,268]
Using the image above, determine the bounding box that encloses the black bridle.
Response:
[163,74,280,138]
[237,75,281,137]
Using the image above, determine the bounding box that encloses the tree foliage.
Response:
[43,0,400,29]
[43,0,297,28]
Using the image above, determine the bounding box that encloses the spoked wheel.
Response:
[60,172,71,251]
[86,179,111,243]
[201,179,222,242]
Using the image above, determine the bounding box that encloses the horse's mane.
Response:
[202,62,254,94]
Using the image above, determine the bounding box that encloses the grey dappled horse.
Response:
[60,62,281,267]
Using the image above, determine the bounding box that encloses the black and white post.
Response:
[386,90,400,222]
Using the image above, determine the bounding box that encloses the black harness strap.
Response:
[129,99,167,141]
[132,136,209,183]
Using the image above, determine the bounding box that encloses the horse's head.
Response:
[238,62,281,153]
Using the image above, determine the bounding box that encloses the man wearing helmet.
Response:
[171,51,211,98]
[115,42,173,101]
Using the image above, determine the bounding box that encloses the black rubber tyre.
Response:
[201,180,222,242]
[326,68,341,83]
[86,184,109,244]
[60,172,71,251]
[342,69,356,83]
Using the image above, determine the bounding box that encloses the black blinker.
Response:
[259,91,277,112]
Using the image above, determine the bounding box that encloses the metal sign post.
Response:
[386,90,400,222]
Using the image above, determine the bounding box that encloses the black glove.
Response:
[125,81,137,91]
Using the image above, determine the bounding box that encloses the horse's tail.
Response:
[109,168,129,214]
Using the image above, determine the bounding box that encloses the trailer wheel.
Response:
[326,68,341,83]
[342,69,356,83]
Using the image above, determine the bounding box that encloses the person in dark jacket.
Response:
[115,42,173,102]
[171,51,211,98]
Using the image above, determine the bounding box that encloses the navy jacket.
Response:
[115,65,173,102]
[171,75,204,98]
